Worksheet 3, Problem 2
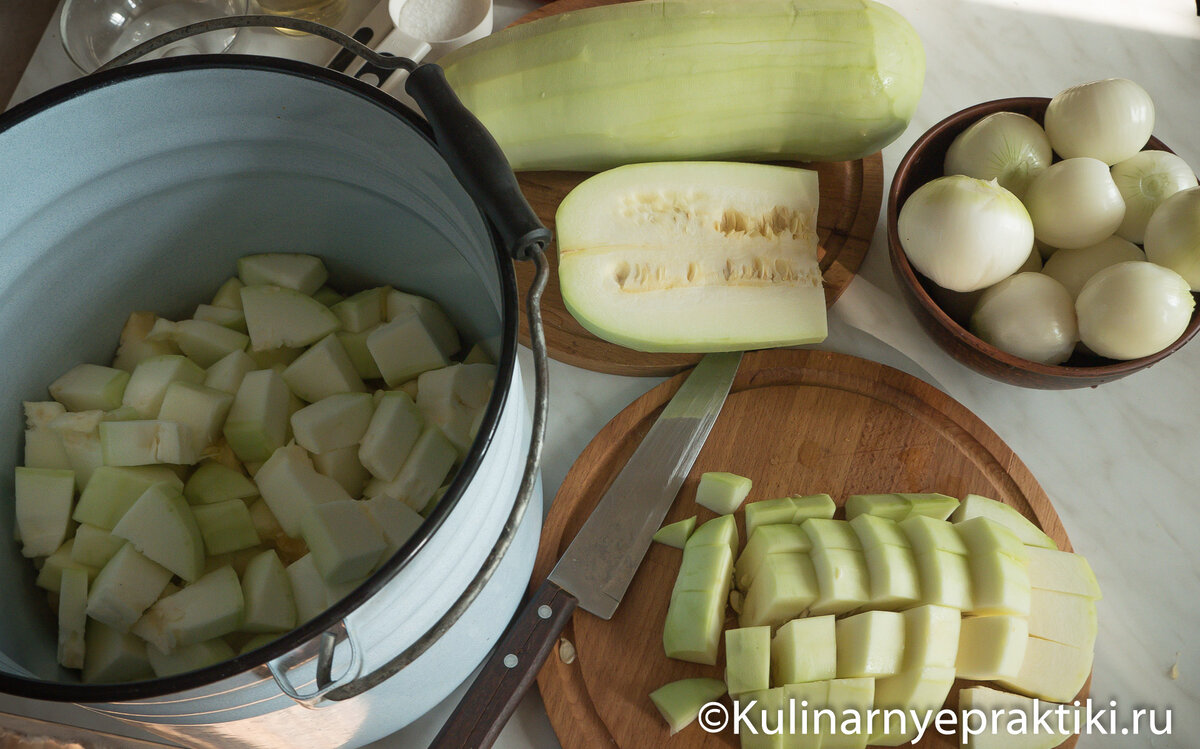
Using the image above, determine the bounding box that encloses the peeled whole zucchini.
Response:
[556,162,826,352]
[441,0,925,171]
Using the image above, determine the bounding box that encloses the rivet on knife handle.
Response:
[429,579,578,749]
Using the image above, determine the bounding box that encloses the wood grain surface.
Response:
[534,349,1085,748]
[508,0,884,377]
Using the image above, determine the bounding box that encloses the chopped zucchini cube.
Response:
[808,547,870,616]
[74,465,181,529]
[663,589,726,666]
[238,253,328,295]
[900,515,968,556]
[290,392,374,454]
[803,518,863,551]
[652,516,696,549]
[223,369,291,463]
[49,364,130,412]
[359,391,424,482]
[86,544,173,631]
[862,542,921,610]
[955,615,1028,681]
[300,500,387,584]
[183,462,257,505]
[912,548,973,610]
[695,471,752,515]
[241,549,297,633]
[241,285,341,351]
[193,499,260,556]
[14,467,75,557]
[111,482,205,582]
[649,677,727,735]
[735,524,812,591]
[740,551,818,628]
[131,566,245,652]
[744,498,796,539]
[122,355,206,419]
[82,621,152,683]
[725,625,771,697]
[254,444,351,537]
[900,604,961,670]
[835,610,905,679]
[771,614,836,684]
[281,334,366,403]
[951,494,1057,549]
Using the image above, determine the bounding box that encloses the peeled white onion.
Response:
[1111,151,1198,244]
[1044,78,1155,164]
[1144,186,1200,290]
[898,175,1035,292]
[1023,157,1126,249]
[1041,235,1145,300]
[1075,261,1194,360]
[970,273,1078,364]
[945,112,1052,199]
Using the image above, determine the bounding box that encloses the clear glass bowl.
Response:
[61,0,248,74]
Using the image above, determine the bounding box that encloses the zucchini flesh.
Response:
[442,0,925,170]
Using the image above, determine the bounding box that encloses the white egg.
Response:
[1075,261,1194,360]
[970,272,1078,364]
[1041,235,1145,300]
[898,175,1034,292]
[1044,78,1155,165]
[1023,158,1125,249]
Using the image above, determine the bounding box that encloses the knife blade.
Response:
[431,351,742,748]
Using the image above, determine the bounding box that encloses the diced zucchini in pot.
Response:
[363,426,456,512]
[111,482,205,582]
[735,524,811,591]
[385,289,460,357]
[724,626,770,697]
[358,391,423,482]
[248,346,303,369]
[808,547,870,616]
[300,500,387,584]
[835,610,906,679]
[147,639,236,677]
[193,303,247,333]
[75,465,182,529]
[164,319,249,368]
[241,285,341,351]
[57,566,89,669]
[223,369,291,463]
[14,467,75,557]
[183,462,257,505]
[951,494,1057,549]
[49,364,130,412]
[24,427,71,470]
[71,524,125,568]
[238,253,328,296]
[694,472,752,515]
[282,334,366,403]
[739,551,818,628]
[900,604,961,670]
[361,495,423,560]
[204,350,257,395]
[87,544,173,631]
[312,445,371,498]
[330,287,387,333]
[99,420,199,466]
[254,444,351,537]
[248,498,284,544]
[290,393,374,454]
[367,311,453,387]
[286,554,328,624]
[122,355,206,419]
[913,549,973,610]
[662,589,725,666]
[211,277,245,310]
[336,329,383,380]
[193,499,260,556]
[416,364,496,456]
[743,498,795,539]
[772,615,836,685]
[48,411,105,490]
[955,615,1028,681]
[36,540,99,594]
[112,312,179,373]
[158,382,235,455]
[203,546,267,578]
[82,621,152,683]
[803,518,863,551]
[649,677,727,736]
[652,516,696,549]
[131,566,245,652]
[241,549,297,633]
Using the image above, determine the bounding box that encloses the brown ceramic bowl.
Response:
[887,96,1200,389]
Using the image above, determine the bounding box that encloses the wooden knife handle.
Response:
[431,579,579,749]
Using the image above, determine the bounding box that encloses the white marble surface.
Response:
[5,0,1200,747]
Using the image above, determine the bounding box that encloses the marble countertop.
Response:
[4,0,1200,747]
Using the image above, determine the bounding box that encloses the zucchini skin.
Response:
[441,0,925,171]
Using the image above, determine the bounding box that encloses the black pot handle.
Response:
[406,64,552,262]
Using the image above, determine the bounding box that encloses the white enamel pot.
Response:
[0,39,551,749]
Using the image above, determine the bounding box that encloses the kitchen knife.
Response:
[431,351,743,748]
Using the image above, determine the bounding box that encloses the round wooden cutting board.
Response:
[507,0,884,377]
[534,349,1084,748]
